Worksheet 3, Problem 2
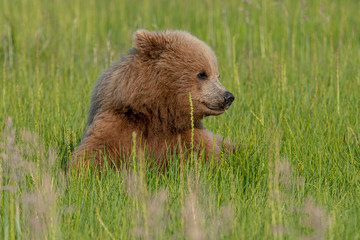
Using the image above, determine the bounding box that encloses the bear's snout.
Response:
[223,91,235,109]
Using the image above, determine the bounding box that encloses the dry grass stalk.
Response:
[348,125,360,147]
[184,190,205,240]
[301,198,330,240]
[125,171,169,240]
[1,117,61,239]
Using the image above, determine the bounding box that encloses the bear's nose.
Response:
[223,91,235,107]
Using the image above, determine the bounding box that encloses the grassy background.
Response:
[1,0,360,239]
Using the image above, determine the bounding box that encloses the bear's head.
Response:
[112,30,234,132]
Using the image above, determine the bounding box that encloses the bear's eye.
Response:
[197,71,208,80]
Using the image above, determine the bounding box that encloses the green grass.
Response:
[1,0,360,239]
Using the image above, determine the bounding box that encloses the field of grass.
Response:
[1,0,360,239]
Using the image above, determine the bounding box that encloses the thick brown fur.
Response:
[72,29,234,170]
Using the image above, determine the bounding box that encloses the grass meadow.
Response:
[1,0,360,239]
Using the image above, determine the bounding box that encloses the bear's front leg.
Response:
[180,128,232,160]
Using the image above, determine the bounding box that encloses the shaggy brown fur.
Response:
[73,29,235,170]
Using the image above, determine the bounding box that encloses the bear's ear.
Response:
[133,29,169,59]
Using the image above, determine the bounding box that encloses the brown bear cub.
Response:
[73,29,234,170]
